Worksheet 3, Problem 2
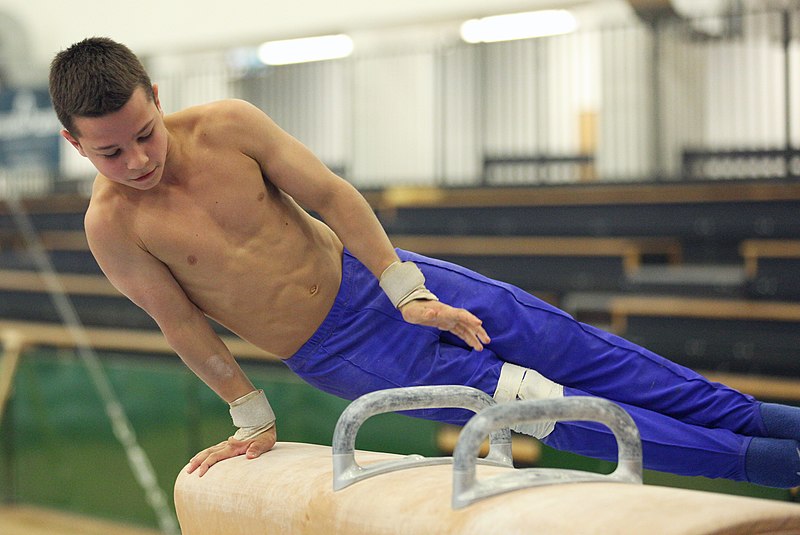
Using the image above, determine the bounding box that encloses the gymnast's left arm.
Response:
[234,100,490,350]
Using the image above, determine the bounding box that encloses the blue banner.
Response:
[0,88,60,172]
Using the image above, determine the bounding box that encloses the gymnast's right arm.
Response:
[84,204,277,474]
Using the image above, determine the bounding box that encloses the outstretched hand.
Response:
[186,425,277,477]
[400,299,491,351]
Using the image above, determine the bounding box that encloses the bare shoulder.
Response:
[168,99,270,142]
[84,177,135,248]
[167,100,287,172]
[205,99,263,120]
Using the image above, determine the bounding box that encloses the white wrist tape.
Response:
[379,261,439,309]
[229,389,276,441]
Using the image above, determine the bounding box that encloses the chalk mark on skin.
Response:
[204,354,236,381]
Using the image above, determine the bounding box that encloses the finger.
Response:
[197,449,232,477]
[246,428,278,459]
[446,321,478,351]
[195,438,252,477]
[461,311,490,345]
[186,442,226,473]
[245,438,273,458]
[476,325,491,345]
[187,456,205,474]
[472,328,491,350]
[464,329,484,351]
[457,320,490,351]
[246,442,268,459]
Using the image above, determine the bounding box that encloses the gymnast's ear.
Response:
[61,129,87,157]
[153,84,163,116]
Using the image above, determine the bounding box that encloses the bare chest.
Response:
[134,173,283,274]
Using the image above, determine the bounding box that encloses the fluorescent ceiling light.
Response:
[258,34,354,66]
[460,10,577,44]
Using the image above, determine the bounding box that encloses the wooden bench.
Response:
[371,184,800,261]
[0,320,277,362]
[37,230,90,251]
[0,269,153,328]
[609,295,800,333]
[391,235,683,276]
[608,295,800,399]
[0,229,21,250]
[0,229,90,252]
[374,181,800,210]
[0,319,277,425]
[701,371,800,402]
[740,239,800,299]
[0,195,89,215]
[0,269,118,296]
[0,230,98,274]
[740,239,800,278]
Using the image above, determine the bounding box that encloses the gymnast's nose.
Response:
[127,145,149,170]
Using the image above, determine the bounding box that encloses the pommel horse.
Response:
[175,386,800,534]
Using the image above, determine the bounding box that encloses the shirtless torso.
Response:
[87,112,343,358]
[73,85,484,416]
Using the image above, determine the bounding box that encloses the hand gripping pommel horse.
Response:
[174,386,800,534]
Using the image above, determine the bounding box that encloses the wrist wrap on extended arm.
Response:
[379,261,439,309]
[229,389,276,441]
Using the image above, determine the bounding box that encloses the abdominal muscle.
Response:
[188,225,343,359]
[126,157,348,359]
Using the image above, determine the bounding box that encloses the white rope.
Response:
[6,196,179,535]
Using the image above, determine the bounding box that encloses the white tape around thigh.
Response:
[493,363,563,439]
[229,389,276,441]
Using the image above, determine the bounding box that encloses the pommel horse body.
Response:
[174,386,800,534]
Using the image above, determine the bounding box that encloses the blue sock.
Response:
[760,403,800,440]
[745,437,800,488]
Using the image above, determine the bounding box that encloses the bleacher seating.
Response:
[609,295,800,378]
[372,180,800,401]
[390,234,682,294]
[741,239,800,300]
[2,179,800,403]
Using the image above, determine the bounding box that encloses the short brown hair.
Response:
[49,37,154,135]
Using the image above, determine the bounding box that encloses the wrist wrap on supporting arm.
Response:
[229,389,276,441]
[379,261,439,309]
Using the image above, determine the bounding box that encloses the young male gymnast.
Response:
[49,37,800,488]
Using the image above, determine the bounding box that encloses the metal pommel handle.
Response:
[332,386,513,491]
[452,396,643,509]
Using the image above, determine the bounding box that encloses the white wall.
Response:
[0,0,596,68]
[8,0,787,186]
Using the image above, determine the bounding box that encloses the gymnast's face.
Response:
[62,85,169,191]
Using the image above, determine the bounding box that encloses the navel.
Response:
[309,284,319,295]
[257,192,266,201]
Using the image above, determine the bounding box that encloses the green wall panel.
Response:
[0,348,441,528]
